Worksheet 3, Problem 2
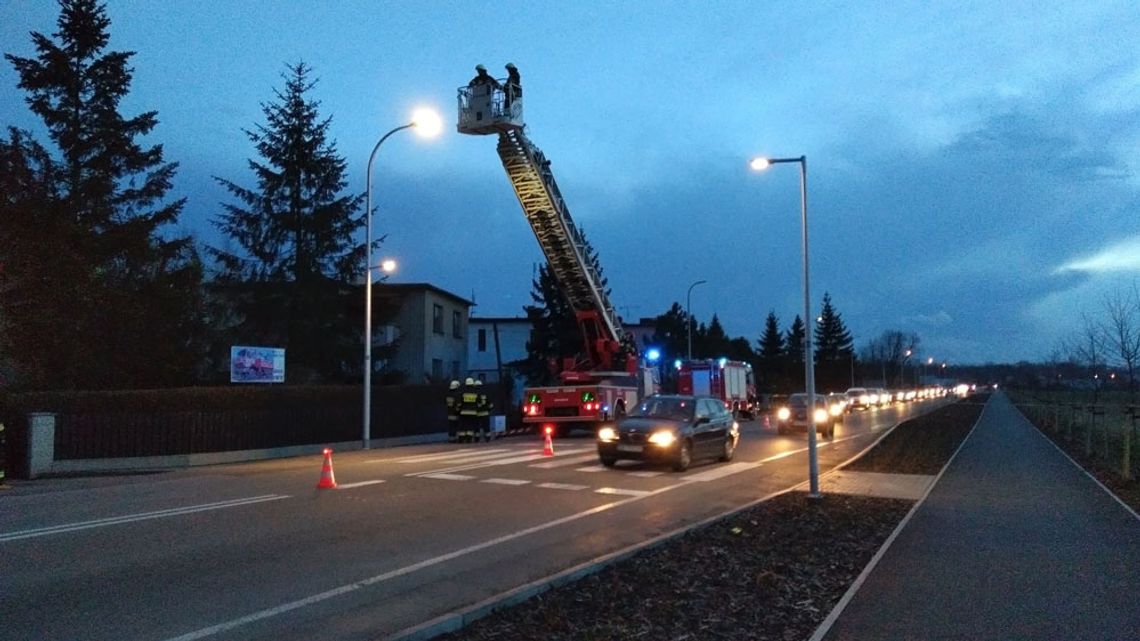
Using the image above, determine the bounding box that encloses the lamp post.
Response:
[902,349,913,387]
[363,108,441,449]
[686,279,707,360]
[751,155,819,498]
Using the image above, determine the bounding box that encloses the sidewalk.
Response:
[823,392,1140,641]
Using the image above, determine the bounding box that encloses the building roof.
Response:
[372,282,473,306]
[469,316,532,324]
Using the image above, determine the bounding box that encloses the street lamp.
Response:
[363,107,441,449]
[902,349,913,387]
[380,258,397,274]
[751,155,820,497]
[686,279,707,360]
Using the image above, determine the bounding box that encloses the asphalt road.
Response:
[0,399,948,641]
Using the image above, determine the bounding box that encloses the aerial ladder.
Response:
[457,73,654,429]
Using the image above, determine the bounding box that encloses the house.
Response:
[373,283,472,383]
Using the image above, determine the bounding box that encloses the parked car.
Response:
[596,394,739,472]
[774,393,837,438]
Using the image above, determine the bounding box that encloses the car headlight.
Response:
[830,404,842,416]
[777,407,790,421]
[813,408,829,423]
[648,431,676,446]
[598,426,617,442]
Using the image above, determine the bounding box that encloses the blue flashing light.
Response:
[674,359,683,370]
[646,348,661,362]
[718,357,728,368]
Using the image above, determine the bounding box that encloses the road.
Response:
[0,399,947,641]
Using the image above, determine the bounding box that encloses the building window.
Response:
[432,358,443,380]
[432,304,443,334]
[478,328,487,352]
[452,310,462,338]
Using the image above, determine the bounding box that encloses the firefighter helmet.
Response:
[475,64,486,72]
[449,380,460,390]
[473,379,483,386]
[464,377,475,386]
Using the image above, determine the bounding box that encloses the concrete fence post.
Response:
[28,412,56,479]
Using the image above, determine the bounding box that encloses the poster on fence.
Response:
[230,346,285,383]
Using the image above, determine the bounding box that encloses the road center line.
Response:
[0,495,290,543]
[162,484,686,641]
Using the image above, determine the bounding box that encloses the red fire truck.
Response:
[676,359,756,419]
[458,72,657,435]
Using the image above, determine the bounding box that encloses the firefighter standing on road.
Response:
[474,379,492,442]
[446,380,461,443]
[459,377,479,443]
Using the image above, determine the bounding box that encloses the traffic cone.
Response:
[542,426,555,457]
[317,448,337,489]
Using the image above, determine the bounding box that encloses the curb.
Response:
[384,398,957,641]
[806,395,991,641]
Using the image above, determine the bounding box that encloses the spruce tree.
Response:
[522,229,615,384]
[757,311,785,392]
[785,315,806,365]
[813,293,855,390]
[3,0,202,389]
[210,62,364,381]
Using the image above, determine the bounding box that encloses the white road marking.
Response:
[410,448,593,476]
[576,465,607,472]
[535,482,589,491]
[595,487,651,497]
[419,473,477,481]
[386,448,512,464]
[336,480,385,489]
[627,471,664,478]
[681,462,761,482]
[529,453,599,468]
[0,495,290,543]
[480,478,531,486]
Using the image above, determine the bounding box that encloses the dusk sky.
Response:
[3,1,1138,366]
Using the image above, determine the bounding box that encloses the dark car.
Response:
[774,393,837,438]
[596,394,740,472]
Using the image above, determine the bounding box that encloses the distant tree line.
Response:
[0,0,392,390]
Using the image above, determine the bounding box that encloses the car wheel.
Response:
[719,435,736,462]
[672,439,693,472]
[600,455,617,467]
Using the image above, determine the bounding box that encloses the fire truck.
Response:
[676,359,757,419]
[457,72,656,435]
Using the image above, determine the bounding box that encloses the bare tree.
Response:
[1101,284,1140,394]
[860,330,920,387]
[1065,313,1108,403]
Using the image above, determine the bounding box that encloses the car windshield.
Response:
[630,398,694,421]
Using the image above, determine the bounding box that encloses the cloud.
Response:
[903,311,954,326]
[1054,235,1140,274]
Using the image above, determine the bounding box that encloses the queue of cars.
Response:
[594,386,950,473]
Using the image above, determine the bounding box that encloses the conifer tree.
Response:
[757,311,786,392]
[210,62,364,381]
[3,0,202,389]
[785,315,806,365]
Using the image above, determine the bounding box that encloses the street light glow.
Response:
[412,108,442,138]
[380,258,397,273]
[750,157,771,171]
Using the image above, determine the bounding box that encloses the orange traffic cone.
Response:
[542,426,555,457]
[317,448,337,489]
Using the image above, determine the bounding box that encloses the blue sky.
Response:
[3,1,1139,365]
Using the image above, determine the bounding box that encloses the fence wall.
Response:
[2,383,498,478]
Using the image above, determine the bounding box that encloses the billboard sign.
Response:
[230,346,285,383]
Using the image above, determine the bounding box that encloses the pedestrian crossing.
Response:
[385,442,778,497]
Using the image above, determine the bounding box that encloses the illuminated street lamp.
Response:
[363,108,441,449]
[380,258,397,274]
[686,279,707,360]
[751,155,820,498]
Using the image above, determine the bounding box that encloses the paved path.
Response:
[824,392,1140,641]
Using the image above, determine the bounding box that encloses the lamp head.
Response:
[749,157,771,171]
[411,108,442,138]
